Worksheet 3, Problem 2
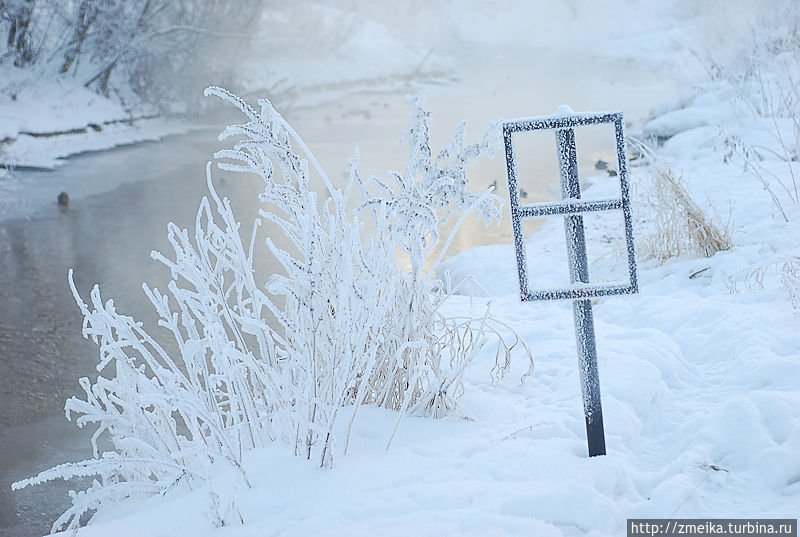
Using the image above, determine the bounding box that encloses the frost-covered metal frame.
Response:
[503,111,638,302]
[503,109,638,457]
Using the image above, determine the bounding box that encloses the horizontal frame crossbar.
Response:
[519,198,622,218]
[503,111,623,135]
[521,282,636,302]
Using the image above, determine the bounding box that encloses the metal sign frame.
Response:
[503,109,638,457]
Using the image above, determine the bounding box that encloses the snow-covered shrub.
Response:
[727,256,800,311]
[632,139,733,262]
[720,133,797,223]
[204,87,525,460]
[13,88,531,532]
[783,258,800,310]
[705,4,800,221]
[12,177,263,529]
[699,1,799,121]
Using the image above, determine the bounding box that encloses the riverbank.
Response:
[0,64,192,171]
[0,0,459,176]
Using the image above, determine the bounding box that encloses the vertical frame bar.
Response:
[555,127,606,457]
[614,116,639,295]
[503,124,530,301]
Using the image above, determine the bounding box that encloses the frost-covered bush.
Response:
[13,88,531,532]
[704,4,800,221]
[720,133,797,223]
[632,139,733,262]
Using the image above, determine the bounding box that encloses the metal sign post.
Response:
[502,107,638,457]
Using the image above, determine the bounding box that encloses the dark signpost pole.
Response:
[556,127,606,457]
[503,107,638,457]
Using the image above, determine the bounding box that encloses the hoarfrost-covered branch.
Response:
[14,88,532,532]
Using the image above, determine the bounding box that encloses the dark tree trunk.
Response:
[59,0,97,74]
[85,0,153,93]
[6,0,36,66]
[85,58,116,95]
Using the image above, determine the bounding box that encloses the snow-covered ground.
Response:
[4,1,799,536]
[53,80,800,536]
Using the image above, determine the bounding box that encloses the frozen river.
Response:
[0,46,677,536]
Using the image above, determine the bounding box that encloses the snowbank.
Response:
[0,65,194,170]
[1,119,196,170]
[436,71,800,534]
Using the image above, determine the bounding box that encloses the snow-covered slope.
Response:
[0,65,194,169]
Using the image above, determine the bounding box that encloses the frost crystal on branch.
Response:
[13,87,532,532]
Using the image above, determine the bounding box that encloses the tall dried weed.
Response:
[632,139,733,262]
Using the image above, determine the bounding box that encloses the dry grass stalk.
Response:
[728,256,800,311]
[632,139,733,262]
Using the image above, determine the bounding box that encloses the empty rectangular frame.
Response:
[503,110,638,302]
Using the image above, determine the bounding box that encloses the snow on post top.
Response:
[554,104,575,117]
